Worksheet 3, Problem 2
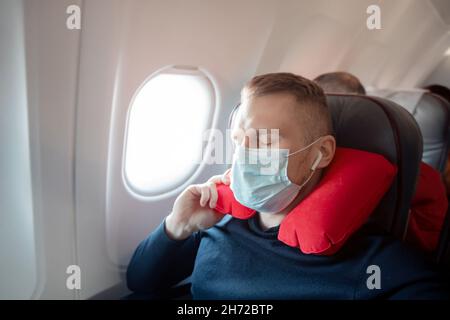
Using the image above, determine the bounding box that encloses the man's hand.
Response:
[165,169,231,240]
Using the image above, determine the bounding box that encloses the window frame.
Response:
[121,65,218,200]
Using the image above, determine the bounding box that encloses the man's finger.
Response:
[199,185,210,207]
[208,181,218,208]
[207,174,223,184]
[187,184,202,197]
[221,169,231,184]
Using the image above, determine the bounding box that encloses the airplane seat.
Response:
[371,90,450,173]
[229,94,423,240]
[416,93,450,268]
[367,90,450,268]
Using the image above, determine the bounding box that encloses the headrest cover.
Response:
[214,147,397,255]
[367,89,449,172]
[368,89,427,114]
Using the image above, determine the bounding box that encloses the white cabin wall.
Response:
[23,0,83,299]
[74,0,130,299]
[0,0,36,300]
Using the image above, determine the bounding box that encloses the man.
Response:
[126,73,448,299]
[315,72,448,253]
[314,71,366,95]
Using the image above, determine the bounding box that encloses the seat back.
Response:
[371,89,450,173]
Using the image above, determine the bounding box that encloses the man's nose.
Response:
[242,136,250,148]
[243,135,259,149]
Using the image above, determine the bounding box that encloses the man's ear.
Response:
[316,135,336,169]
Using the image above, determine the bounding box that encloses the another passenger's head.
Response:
[423,84,450,104]
[231,72,336,188]
[314,71,366,95]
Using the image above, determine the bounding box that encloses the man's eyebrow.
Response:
[232,128,282,138]
[260,128,282,135]
[256,129,283,143]
[254,128,280,133]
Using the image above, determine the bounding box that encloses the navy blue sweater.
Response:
[126,215,449,299]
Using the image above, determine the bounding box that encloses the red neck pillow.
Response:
[214,147,397,255]
[406,162,448,252]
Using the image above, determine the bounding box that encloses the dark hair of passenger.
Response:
[314,71,366,95]
[423,84,450,104]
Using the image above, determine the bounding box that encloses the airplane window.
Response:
[123,68,215,197]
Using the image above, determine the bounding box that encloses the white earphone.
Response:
[311,151,323,171]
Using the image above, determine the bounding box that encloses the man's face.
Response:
[231,92,321,186]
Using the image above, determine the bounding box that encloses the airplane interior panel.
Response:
[1,0,450,309]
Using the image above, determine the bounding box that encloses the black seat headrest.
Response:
[326,94,422,239]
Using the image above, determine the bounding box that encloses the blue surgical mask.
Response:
[230,137,323,214]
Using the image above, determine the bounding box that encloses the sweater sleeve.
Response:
[354,237,450,300]
[126,217,202,294]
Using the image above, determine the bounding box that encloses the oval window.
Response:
[124,67,215,197]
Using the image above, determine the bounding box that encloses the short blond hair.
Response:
[241,72,333,141]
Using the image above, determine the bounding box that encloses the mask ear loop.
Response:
[286,136,324,157]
